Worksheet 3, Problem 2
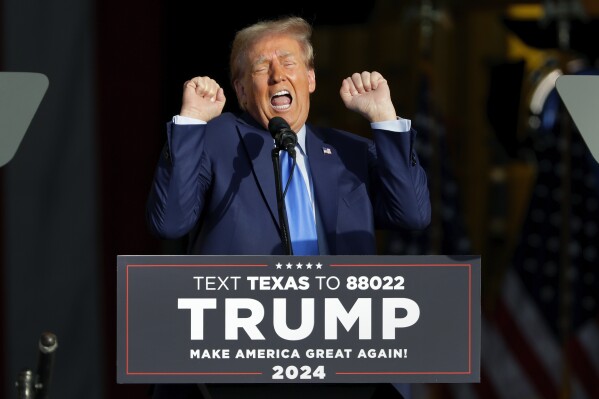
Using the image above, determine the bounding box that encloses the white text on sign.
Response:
[178,297,420,340]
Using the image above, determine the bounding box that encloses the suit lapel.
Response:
[306,126,340,252]
[236,115,279,227]
[236,118,343,241]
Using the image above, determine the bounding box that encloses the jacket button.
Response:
[163,145,171,162]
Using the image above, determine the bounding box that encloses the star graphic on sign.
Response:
[296,262,303,269]
[275,263,282,269]
[286,263,293,269]
[306,262,312,269]
[316,263,323,269]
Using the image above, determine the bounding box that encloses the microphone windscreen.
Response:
[268,116,291,137]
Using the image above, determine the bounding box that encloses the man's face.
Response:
[234,35,316,133]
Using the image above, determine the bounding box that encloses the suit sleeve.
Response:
[370,128,431,230]
[146,122,212,239]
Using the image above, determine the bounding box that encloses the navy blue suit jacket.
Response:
[147,112,430,253]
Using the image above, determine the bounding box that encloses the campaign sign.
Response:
[117,255,480,383]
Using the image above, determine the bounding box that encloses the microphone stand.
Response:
[15,332,57,399]
[272,146,293,255]
[35,332,57,399]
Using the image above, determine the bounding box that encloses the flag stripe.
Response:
[495,300,559,399]
[481,317,537,399]
[502,271,562,382]
[473,366,500,399]
[577,318,599,377]
[567,336,599,398]
[450,382,478,399]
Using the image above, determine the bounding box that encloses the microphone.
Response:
[34,332,57,399]
[268,117,297,157]
[268,117,296,254]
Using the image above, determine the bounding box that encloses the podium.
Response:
[117,254,481,394]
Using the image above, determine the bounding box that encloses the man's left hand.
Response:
[339,71,397,122]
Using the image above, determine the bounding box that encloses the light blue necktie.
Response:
[280,149,319,255]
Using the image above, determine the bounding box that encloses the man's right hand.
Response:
[180,76,226,121]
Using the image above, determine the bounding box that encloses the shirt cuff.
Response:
[371,117,411,132]
[172,115,207,125]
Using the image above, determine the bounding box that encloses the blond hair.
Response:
[229,16,314,90]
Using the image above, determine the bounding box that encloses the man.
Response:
[147,16,430,399]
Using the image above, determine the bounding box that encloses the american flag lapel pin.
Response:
[322,146,332,155]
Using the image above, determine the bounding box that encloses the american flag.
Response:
[385,65,599,398]
[452,71,599,399]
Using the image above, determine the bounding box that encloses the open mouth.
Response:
[271,90,292,111]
